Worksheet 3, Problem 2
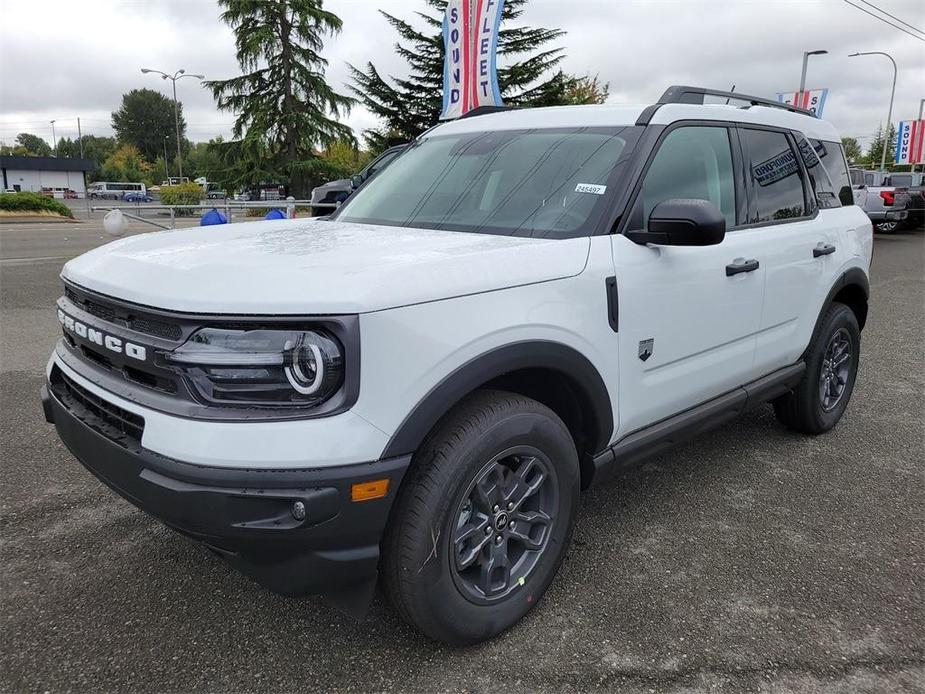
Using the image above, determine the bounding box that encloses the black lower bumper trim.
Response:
[45,382,410,597]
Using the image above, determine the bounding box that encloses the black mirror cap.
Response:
[627,198,726,246]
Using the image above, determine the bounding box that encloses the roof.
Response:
[0,155,96,172]
[427,98,840,142]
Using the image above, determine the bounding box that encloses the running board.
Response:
[590,362,805,485]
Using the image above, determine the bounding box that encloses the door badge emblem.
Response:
[638,338,654,362]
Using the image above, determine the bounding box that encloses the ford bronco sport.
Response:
[41,86,872,645]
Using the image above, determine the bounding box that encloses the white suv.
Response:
[41,86,872,645]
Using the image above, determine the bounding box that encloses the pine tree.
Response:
[348,0,572,151]
[206,0,355,195]
[865,123,898,170]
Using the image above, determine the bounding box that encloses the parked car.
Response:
[883,172,924,230]
[310,144,407,216]
[41,85,871,645]
[850,168,909,233]
[123,192,154,203]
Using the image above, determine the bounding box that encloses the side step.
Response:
[590,362,805,485]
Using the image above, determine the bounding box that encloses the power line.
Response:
[855,0,925,36]
[842,0,925,41]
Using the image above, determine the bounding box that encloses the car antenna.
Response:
[725,85,736,105]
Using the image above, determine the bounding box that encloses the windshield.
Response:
[335,127,642,238]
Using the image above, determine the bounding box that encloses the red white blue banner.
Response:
[895,120,925,165]
[776,89,828,118]
[441,0,505,120]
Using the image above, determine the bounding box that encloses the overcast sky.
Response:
[1,0,923,151]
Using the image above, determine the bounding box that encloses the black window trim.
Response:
[614,119,746,237]
[733,123,820,231]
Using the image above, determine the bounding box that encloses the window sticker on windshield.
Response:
[575,183,607,195]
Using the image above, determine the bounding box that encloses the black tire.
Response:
[875,221,898,233]
[381,390,579,645]
[774,302,860,434]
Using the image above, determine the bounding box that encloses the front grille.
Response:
[65,286,182,341]
[54,369,145,444]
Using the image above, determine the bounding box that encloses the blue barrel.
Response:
[264,208,287,220]
[200,208,228,226]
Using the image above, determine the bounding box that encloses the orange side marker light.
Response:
[351,478,390,502]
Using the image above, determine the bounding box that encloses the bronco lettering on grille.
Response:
[58,309,147,362]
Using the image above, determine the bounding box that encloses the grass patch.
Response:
[0,192,74,218]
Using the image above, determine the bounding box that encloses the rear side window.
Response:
[629,125,736,229]
[796,136,839,209]
[812,139,854,206]
[742,129,806,223]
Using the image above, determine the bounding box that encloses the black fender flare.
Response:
[804,267,870,358]
[380,341,614,459]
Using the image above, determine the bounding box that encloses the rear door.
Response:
[612,123,765,435]
[737,128,840,375]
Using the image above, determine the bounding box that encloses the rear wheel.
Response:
[876,221,898,233]
[774,302,860,434]
[381,390,579,645]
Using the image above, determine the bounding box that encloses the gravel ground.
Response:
[1,221,922,693]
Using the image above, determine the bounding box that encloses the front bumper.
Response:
[41,379,410,599]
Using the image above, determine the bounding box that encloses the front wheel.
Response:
[774,302,860,434]
[381,390,579,645]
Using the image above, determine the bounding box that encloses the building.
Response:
[1,156,95,197]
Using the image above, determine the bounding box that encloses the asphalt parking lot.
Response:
[1,220,923,693]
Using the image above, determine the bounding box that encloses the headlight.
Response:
[163,328,343,408]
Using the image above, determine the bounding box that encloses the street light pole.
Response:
[849,52,898,173]
[798,49,828,109]
[913,99,924,174]
[163,137,170,182]
[50,120,57,157]
[140,67,205,181]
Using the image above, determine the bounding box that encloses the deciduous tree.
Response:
[112,88,186,162]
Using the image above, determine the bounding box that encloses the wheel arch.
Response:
[805,267,870,358]
[379,341,614,488]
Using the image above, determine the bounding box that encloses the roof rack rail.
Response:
[459,105,520,119]
[657,85,816,117]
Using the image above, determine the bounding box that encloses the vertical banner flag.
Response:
[895,120,925,165]
[777,89,828,118]
[441,0,505,120]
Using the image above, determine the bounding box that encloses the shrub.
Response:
[159,182,202,215]
[0,192,73,218]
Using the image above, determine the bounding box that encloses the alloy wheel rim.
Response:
[819,327,852,411]
[450,446,558,604]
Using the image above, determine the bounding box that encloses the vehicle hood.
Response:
[313,178,351,193]
[61,218,590,314]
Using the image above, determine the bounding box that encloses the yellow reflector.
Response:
[351,478,390,502]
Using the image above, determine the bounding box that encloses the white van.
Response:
[87,182,147,200]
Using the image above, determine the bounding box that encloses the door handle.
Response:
[726,259,760,276]
[813,244,836,257]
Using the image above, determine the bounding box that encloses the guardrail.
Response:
[90,199,313,229]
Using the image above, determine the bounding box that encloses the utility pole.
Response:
[849,52,898,173]
[50,120,57,157]
[798,50,828,109]
[78,117,90,218]
[913,99,924,174]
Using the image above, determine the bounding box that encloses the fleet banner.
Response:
[895,120,925,165]
[777,89,828,118]
[441,0,505,120]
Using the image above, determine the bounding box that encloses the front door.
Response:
[612,124,765,436]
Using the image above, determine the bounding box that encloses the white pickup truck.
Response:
[850,168,910,232]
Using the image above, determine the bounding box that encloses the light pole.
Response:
[140,67,204,180]
[914,99,924,173]
[849,51,898,173]
[49,120,57,157]
[798,49,828,109]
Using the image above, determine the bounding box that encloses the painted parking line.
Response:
[0,255,71,265]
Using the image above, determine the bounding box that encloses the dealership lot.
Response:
[1,222,922,692]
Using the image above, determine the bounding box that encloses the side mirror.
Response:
[350,174,364,189]
[626,198,726,246]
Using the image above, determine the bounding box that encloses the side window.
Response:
[812,139,854,206]
[630,126,736,230]
[796,135,839,209]
[743,129,807,223]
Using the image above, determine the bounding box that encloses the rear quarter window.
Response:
[811,139,854,206]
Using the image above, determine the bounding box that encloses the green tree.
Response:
[841,136,862,164]
[206,0,355,197]
[348,0,570,151]
[112,88,186,162]
[55,135,117,181]
[561,74,610,105]
[865,123,897,170]
[13,133,53,156]
[101,144,151,182]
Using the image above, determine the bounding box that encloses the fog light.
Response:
[291,500,307,520]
